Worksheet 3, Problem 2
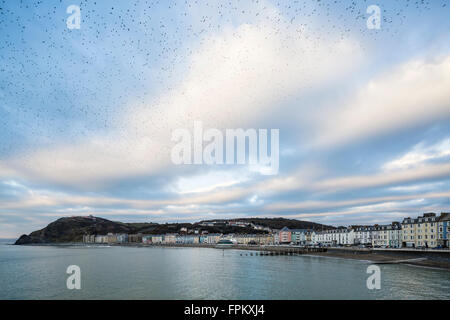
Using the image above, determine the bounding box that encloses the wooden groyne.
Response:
[240,246,327,256]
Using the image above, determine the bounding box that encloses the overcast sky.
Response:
[1,0,450,238]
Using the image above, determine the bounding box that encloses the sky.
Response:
[0,0,450,238]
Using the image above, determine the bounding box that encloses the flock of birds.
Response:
[0,0,446,156]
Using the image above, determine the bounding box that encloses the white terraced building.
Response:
[312,224,401,247]
[311,230,333,245]
[371,223,401,248]
[312,228,355,246]
[352,226,374,245]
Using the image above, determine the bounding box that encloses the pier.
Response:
[237,246,327,256]
[150,243,327,255]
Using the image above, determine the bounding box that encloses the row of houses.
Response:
[311,224,402,247]
[224,234,273,245]
[274,228,313,245]
[401,212,449,248]
[83,233,273,245]
[82,212,450,249]
[83,233,129,244]
[142,233,222,244]
[307,212,449,248]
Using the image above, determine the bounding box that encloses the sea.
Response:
[0,239,449,299]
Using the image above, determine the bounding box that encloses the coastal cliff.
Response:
[14,216,148,244]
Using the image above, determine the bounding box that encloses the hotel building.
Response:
[278,227,292,244]
[290,229,312,245]
[371,223,401,248]
[438,212,450,247]
[402,213,439,248]
[352,226,374,245]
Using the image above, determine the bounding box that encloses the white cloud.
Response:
[388,182,444,192]
[264,191,450,212]
[286,203,450,222]
[313,162,450,192]
[0,8,363,188]
[171,169,251,194]
[315,56,450,147]
[383,138,450,171]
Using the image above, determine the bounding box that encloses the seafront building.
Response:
[278,227,292,244]
[128,233,143,243]
[311,229,331,245]
[82,212,449,248]
[165,233,177,244]
[142,235,152,244]
[151,235,164,244]
[310,213,448,248]
[82,234,95,243]
[232,234,273,245]
[438,213,450,247]
[352,226,374,245]
[401,212,450,248]
[311,224,401,248]
[176,234,199,244]
[371,223,401,248]
[106,233,118,243]
[205,233,222,244]
[290,229,312,245]
[310,227,355,246]
[116,234,128,243]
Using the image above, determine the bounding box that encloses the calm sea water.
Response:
[0,239,449,299]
